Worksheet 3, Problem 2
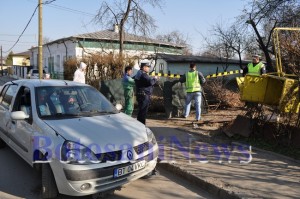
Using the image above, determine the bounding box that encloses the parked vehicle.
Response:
[27,69,46,79]
[0,79,158,198]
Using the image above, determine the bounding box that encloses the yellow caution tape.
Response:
[150,70,242,79]
[206,70,242,79]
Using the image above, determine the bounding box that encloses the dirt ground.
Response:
[145,108,300,160]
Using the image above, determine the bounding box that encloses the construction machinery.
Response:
[237,27,300,114]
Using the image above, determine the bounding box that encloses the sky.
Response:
[0,0,247,57]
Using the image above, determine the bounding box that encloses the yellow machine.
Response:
[237,27,300,113]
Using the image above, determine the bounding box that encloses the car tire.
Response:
[0,138,6,149]
[41,163,58,199]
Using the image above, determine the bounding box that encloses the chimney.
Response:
[114,24,119,33]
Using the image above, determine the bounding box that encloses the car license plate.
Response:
[114,160,146,178]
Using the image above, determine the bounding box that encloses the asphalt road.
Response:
[0,144,214,199]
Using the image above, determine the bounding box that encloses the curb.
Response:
[157,162,241,199]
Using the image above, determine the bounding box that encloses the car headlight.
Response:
[61,141,99,164]
[146,128,157,146]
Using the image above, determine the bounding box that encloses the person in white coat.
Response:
[73,62,87,84]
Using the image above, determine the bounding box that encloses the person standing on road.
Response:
[243,55,266,76]
[134,62,158,125]
[122,66,135,116]
[73,62,87,84]
[179,63,206,123]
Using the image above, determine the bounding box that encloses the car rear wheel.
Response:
[41,163,58,199]
[0,138,6,149]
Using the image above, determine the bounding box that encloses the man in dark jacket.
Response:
[134,62,158,125]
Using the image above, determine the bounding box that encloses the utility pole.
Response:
[1,45,3,76]
[38,0,43,79]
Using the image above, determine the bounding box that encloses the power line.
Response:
[46,4,95,17]
[3,5,38,53]
[26,0,95,17]
[3,0,56,53]
[0,34,36,37]
[0,40,36,44]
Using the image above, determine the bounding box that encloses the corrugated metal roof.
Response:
[72,30,185,48]
[12,51,31,56]
[157,53,248,65]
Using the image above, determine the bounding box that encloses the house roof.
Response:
[12,51,31,57]
[43,30,185,48]
[156,53,249,65]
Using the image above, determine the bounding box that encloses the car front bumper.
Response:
[50,148,158,196]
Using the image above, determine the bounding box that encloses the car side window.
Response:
[0,85,9,103]
[0,85,18,109]
[12,87,32,118]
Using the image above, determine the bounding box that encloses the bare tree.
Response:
[94,0,163,57]
[210,23,251,69]
[238,0,300,72]
[201,36,235,72]
[43,37,52,44]
[278,30,300,75]
[156,30,192,55]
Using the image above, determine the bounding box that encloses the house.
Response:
[11,51,31,79]
[154,53,249,78]
[29,26,185,79]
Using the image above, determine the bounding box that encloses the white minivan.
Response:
[0,79,158,198]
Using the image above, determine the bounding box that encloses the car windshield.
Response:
[35,86,118,119]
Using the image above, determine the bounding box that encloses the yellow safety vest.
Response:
[186,71,201,93]
[248,62,263,76]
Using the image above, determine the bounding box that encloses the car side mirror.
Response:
[115,104,123,111]
[11,111,30,120]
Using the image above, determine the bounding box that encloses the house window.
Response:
[56,55,61,71]
[159,63,164,73]
[48,56,54,73]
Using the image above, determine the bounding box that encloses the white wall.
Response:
[169,63,241,76]
[31,40,77,72]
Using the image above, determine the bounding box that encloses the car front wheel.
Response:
[41,163,58,199]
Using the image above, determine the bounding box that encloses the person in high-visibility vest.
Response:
[179,63,206,122]
[122,66,135,116]
[243,55,266,76]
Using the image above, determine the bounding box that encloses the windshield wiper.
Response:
[88,110,118,115]
[40,113,82,119]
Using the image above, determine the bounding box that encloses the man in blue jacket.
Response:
[134,62,158,125]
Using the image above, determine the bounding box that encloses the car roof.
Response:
[9,79,88,88]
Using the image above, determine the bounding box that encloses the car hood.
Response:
[44,113,148,152]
